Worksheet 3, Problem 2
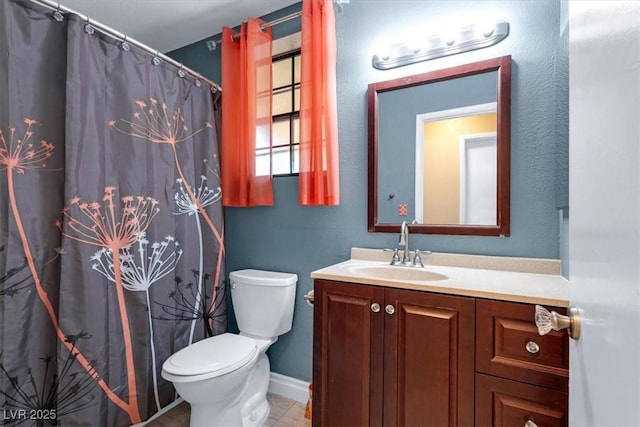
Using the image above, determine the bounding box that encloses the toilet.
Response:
[161,269,297,427]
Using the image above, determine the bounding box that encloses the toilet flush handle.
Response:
[230,281,236,289]
[304,290,314,307]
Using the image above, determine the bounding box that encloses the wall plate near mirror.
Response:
[368,55,511,236]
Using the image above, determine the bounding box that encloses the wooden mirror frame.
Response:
[367,55,511,236]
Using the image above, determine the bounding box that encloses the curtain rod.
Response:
[209,11,302,50]
[208,0,349,50]
[28,0,222,92]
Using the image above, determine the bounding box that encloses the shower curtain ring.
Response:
[121,35,131,51]
[177,64,186,78]
[84,17,95,35]
[152,51,161,66]
[53,2,64,21]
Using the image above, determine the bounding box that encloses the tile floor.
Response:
[264,393,310,427]
[145,393,311,427]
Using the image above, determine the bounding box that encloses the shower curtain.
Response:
[0,1,226,425]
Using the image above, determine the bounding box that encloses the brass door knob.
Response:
[535,305,581,340]
[371,303,381,313]
[385,305,395,315]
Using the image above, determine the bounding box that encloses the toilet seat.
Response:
[162,333,258,383]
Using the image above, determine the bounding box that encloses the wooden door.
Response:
[568,1,640,424]
[312,280,385,427]
[383,288,475,427]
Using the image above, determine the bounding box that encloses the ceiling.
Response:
[58,0,300,53]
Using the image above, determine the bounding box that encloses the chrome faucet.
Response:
[390,220,429,267]
[399,221,411,264]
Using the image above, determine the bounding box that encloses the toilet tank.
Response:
[229,269,297,339]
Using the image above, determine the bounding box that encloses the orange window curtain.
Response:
[299,0,340,206]
[221,19,274,206]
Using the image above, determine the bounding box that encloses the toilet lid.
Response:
[163,333,257,378]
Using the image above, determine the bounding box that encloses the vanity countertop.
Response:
[310,248,569,307]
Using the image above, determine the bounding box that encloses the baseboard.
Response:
[268,372,310,404]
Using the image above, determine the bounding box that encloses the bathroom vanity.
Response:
[311,248,569,427]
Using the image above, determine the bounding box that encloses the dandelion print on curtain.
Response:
[1,2,225,426]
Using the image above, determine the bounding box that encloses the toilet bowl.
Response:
[162,333,259,426]
[161,269,297,427]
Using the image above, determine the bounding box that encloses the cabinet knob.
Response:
[525,420,538,427]
[371,303,381,313]
[525,341,540,354]
[534,305,581,340]
[385,305,395,315]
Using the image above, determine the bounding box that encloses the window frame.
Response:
[256,32,303,178]
[269,49,301,177]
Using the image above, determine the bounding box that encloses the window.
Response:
[256,50,301,177]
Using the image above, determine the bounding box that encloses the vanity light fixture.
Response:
[372,20,509,70]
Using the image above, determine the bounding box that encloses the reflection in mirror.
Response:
[415,102,497,225]
[368,56,511,236]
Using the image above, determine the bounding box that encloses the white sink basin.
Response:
[348,265,448,282]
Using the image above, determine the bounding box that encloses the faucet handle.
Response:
[389,248,401,265]
[412,250,425,268]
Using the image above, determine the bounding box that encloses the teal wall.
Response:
[169,0,568,382]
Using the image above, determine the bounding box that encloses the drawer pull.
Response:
[525,341,540,354]
[525,420,538,427]
[371,303,381,313]
[535,305,582,340]
[385,305,395,315]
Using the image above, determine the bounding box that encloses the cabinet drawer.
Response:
[476,299,569,391]
[475,373,568,427]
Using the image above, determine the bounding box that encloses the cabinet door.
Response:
[383,288,475,427]
[312,280,385,427]
[476,373,568,427]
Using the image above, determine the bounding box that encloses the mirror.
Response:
[368,55,511,236]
